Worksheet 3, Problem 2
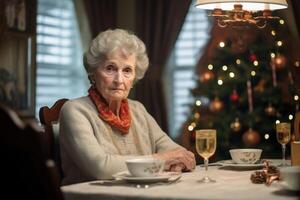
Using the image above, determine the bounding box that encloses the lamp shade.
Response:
[195,0,288,11]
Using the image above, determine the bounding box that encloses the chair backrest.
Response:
[0,104,64,200]
[39,98,68,182]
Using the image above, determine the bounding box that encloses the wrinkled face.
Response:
[92,49,136,102]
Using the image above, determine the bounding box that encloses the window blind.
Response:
[35,0,88,118]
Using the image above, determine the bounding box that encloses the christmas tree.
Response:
[185,18,300,161]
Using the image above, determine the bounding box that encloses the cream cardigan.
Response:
[59,96,180,185]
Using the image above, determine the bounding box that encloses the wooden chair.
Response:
[39,98,68,182]
[0,104,64,200]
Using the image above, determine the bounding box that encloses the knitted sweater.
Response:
[59,96,180,185]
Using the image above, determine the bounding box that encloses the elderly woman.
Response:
[59,29,196,185]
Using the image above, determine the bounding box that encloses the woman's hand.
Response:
[153,148,196,172]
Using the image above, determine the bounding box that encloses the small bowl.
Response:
[280,166,300,191]
[229,149,262,164]
[125,158,165,177]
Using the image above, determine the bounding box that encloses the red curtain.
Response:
[135,0,191,133]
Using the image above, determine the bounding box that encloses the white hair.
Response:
[83,29,149,82]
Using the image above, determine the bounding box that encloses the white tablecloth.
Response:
[61,161,299,200]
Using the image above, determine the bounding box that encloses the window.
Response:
[35,0,88,118]
[164,1,211,138]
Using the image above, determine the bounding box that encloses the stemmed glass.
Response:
[276,122,291,167]
[196,129,217,183]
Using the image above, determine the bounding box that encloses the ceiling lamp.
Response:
[195,0,288,28]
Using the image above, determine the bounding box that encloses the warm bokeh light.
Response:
[264,134,270,140]
[270,53,276,58]
[295,61,300,67]
[277,41,283,46]
[271,30,276,36]
[195,100,202,106]
[275,120,280,124]
[219,42,225,48]
[289,114,293,120]
[188,125,194,131]
[253,61,259,66]
[294,95,299,101]
[194,112,200,119]
[229,72,235,78]
[217,79,223,85]
[208,64,213,70]
[279,19,285,25]
[251,71,256,76]
[236,59,241,65]
[222,65,228,71]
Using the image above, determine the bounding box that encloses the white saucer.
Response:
[217,160,264,169]
[112,171,181,183]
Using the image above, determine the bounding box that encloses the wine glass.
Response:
[276,122,291,167]
[195,129,217,183]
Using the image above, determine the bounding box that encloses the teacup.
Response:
[229,149,262,164]
[280,166,300,191]
[125,157,165,177]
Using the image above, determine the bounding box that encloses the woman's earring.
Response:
[91,79,96,86]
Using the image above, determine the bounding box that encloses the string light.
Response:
[270,53,276,58]
[195,100,202,106]
[229,72,235,78]
[294,95,299,101]
[188,125,194,131]
[222,65,228,71]
[251,71,256,76]
[194,112,200,119]
[276,41,283,46]
[236,59,241,65]
[295,61,300,67]
[264,134,270,140]
[217,79,223,85]
[275,120,280,124]
[253,61,259,66]
[219,42,225,48]
[279,19,285,24]
[271,30,276,36]
[208,64,214,70]
[288,114,293,120]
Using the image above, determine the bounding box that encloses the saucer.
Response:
[112,171,181,183]
[217,160,264,169]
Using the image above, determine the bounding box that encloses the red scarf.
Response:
[88,87,131,134]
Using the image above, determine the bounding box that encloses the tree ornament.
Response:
[200,71,215,82]
[230,89,239,102]
[242,128,260,146]
[271,54,287,70]
[247,80,254,113]
[209,97,224,112]
[230,118,242,132]
[249,54,257,62]
[270,58,277,87]
[265,104,276,116]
